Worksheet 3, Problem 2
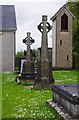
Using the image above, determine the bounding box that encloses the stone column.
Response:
[26,32,31,62]
[35,15,53,89]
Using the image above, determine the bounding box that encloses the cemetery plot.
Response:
[2,70,78,119]
[51,84,79,119]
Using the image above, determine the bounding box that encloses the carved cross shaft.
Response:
[23,32,34,62]
[38,15,52,61]
[38,16,52,33]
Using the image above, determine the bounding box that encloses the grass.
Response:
[2,70,78,119]
[53,70,78,84]
[0,74,2,119]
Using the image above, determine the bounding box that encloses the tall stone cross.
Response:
[38,15,52,62]
[36,15,52,89]
[23,32,34,62]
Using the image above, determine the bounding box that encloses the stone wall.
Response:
[52,20,56,67]
[0,32,2,72]
[55,8,73,69]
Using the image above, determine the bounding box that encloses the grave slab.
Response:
[51,84,79,119]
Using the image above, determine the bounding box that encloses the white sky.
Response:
[1,0,67,52]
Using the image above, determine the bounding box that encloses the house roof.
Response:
[50,4,75,21]
[0,5,17,31]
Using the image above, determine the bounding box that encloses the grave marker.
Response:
[22,32,35,74]
[35,15,54,89]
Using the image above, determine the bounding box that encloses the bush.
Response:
[15,51,24,69]
[73,53,79,70]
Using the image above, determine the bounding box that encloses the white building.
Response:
[0,5,17,72]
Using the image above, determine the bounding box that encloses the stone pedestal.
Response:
[22,61,35,74]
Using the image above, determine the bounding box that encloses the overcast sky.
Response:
[1,0,67,52]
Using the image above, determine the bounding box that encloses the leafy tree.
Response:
[15,49,38,69]
[16,50,24,58]
[15,51,24,69]
[31,49,38,61]
[66,1,79,53]
[73,27,79,53]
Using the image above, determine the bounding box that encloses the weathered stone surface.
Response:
[51,84,79,119]
[46,99,79,120]
[51,5,74,69]
[23,32,34,62]
[35,15,54,89]
[22,32,35,78]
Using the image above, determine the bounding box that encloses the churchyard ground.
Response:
[1,70,78,119]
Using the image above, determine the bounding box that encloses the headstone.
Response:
[35,15,54,89]
[22,32,35,78]
[23,32,34,62]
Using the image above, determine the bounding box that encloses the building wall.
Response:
[54,8,73,69]
[1,31,15,72]
[52,20,56,67]
[0,32,2,72]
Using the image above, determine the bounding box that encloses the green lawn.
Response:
[0,74,2,119]
[2,70,78,119]
[53,70,78,84]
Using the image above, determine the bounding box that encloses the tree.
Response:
[16,50,24,58]
[15,50,24,69]
[67,1,79,53]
